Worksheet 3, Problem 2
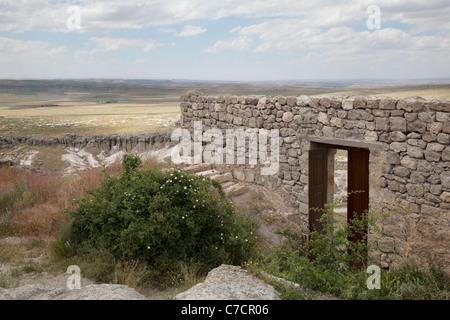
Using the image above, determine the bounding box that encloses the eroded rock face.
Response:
[175,264,280,300]
[0,132,176,174]
[0,132,173,153]
[0,284,147,300]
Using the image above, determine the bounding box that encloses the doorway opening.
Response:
[333,149,348,231]
[308,142,369,262]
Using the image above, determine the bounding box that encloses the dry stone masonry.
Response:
[179,91,450,275]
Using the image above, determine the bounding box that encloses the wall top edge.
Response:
[180,90,450,113]
[180,90,450,104]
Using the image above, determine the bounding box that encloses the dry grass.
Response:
[0,166,103,238]
[372,88,450,100]
[0,101,180,137]
[113,260,152,289]
[0,154,160,239]
[8,204,68,237]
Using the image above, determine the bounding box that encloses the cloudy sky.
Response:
[1,0,449,81]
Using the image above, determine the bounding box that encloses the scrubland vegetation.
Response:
[1,80,449,298]
[248,202,449,300]
[0,156,257,291]
[1,154,448,299]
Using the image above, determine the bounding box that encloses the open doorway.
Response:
[333,149,348,230]
[308,142,369,258]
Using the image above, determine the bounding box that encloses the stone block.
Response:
[408,120,427,133]
[379,98,397,110]
[436,112,449,123]
[390,131,407,142]
[400,156,417,170]
[418,112,436,123]
[393,166,410,177]
[406,183,424,197]
[375,118,389,131]
[379,237,395,253]
[424,151,441,162]
[442,171,450,189]
[387,152,401,165]
[233,169,245,181]
[437,133,449,144]
[390,117,407,132]
[390,142,407,153]
[406,145,423,159]
[282,112,294,123]
[441,192,450,202]
[342,99,354,110]
[427,143,445,152]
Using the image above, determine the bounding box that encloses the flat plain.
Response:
[1,79,449,138]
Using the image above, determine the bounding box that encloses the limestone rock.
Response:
[0,284,147,300]
[282,112,294,123]
[175,265,280,300]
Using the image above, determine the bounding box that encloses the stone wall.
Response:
[179,91,450,274]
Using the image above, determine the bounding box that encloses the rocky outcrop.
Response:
[0,132,174,153]
[0,132,177,173]
[0,284,147,300]
[175,264,280,300]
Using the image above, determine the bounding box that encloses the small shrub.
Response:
[0,209,11,236]
[113,260,151,288]
[284,199,375,297]
[0,274,19,289]
[122,153,142,175]
[381,263,449,300]
[76,247,117,284]
[68,154,257,279]
[255,198,449,300]
[50,222,78,259]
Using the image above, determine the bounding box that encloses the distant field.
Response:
[0,82,182,136]
[372,88,450,100]
[0,79,449,137]
[0,101,180,137]
[325,87,450,100]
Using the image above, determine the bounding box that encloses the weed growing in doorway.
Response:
[250,197,449,299]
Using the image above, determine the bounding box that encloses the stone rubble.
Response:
[0,284,147,300]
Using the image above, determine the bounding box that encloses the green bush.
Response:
[255,197,373,297]
[380,263,449,300]
[254,199,449,300]
[68,154,256,274]
[289,200,373,297]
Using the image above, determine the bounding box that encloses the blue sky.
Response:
[1,0,449,81]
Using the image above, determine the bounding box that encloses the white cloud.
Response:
[1,0,449,34]
[206,18,450,57]
[205,36,254,53]
[175,25,206,37]
[89,37,161,52]
[0,36,67,78]
[1,1,449,79]
[158,28,177,33]
[0,36,66,59]
[133,58,152,64]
